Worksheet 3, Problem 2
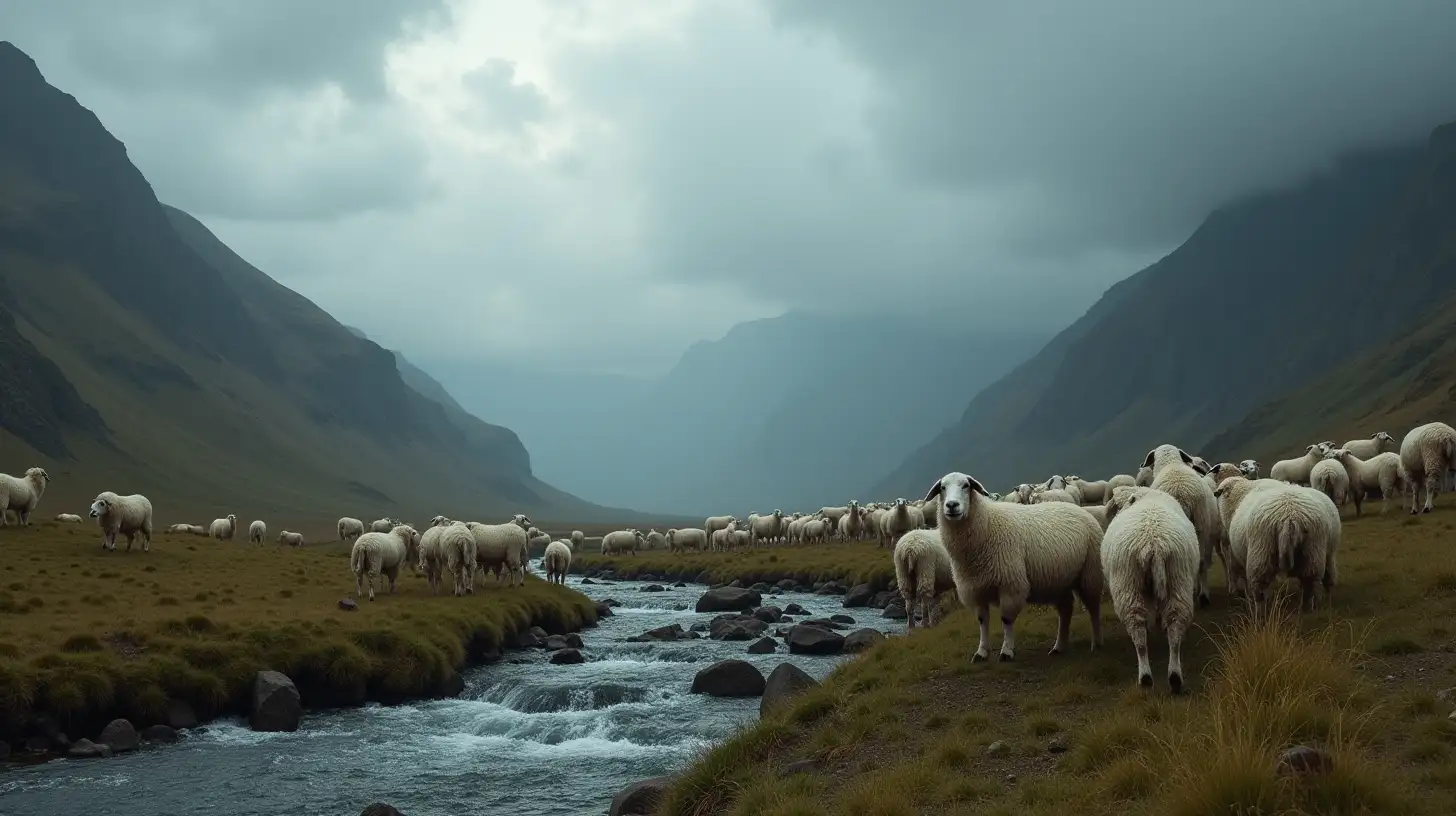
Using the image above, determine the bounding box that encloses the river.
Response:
[0,563,901,816]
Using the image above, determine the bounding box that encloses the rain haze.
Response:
[7,0,1456,513]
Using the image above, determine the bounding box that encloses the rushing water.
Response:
[0,563,902,816]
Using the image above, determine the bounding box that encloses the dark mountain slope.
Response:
[876,123,1455,496]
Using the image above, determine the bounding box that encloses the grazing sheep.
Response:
[1225,483,1340,612]
[924,472,1104,662]
[0,467,50,526]
[469,514,532,587]
[248,519,267,545]
[1400,421,1456,514]
[750,509,785,547]
[350,524,421,601]
[601,528,644,555]
[1309,455,1350,508]
[543,539,572,585]
[893,529,957,630]
[277,530,304,547]
[188,524,209,536]
[878,498,923,549]
[571,530,585,551]
[667,527,706,552]
[441,522,477,596]
[338,517,365,542]
[1269,445,1325,486]
[209,514,238,542]
[54,513,83,523]
[1101,486,1200,693]
[1343,431,1397,461]
[1330,448,1408,516]
[89,491,154,553]
[1142,444,1222,608]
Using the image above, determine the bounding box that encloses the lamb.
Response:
[711,520,740,551]
[209,514,238,542]
[1269,445,1325,486]
[924,471,1104,662]
[1400,421,1456,514]
[88,491,154,553]
[277,530,304,547]
[1066,476,1109,505]
[571,530,585,550]
[543,539,572,585]
[704,515,736,543]
[601,528,644,555]
[469,514,532,587]
[1343,431,1397,461]
[667,527,706,552]
[350,524,421,601]
[892,529,957,630]
[878,498,923,549]
[441,522,477,596]
[750,509,785,547]
[1329,447,1407,516]
[248,519,267,545]
[1309,455,1350,508]
[1142,444,1222,608]
[0,467,49,526]
[54,513,83,523]
[1099,486,1201,693]
[338,517,365,542]
[1225,482,1340,612]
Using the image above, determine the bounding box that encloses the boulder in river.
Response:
[842,584,874,607]
[98,719,139,753]
[565,633,584,648]
[542,635,569,651]
[786,625,845,655]
[628,623,690,642]
[695,586,762,613]
[550,648,585,665]
[250,670,303,732]
[882,602,907,620]
[690,659,767,697]
[66,738,111,759]
[141,725,180,744]
[709,614,768,641]
[844,628,886,653]
[747,637,777,654]
[609,775,674,816]
[869,590,898,609]
[594,602,614,618]
[783,603,808,615]
[814,581,847,596]
[360,804,406,816]
[761,663,820,718]
[753,605,782,623]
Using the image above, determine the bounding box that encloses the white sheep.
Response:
[370,517,398,533]
[750,509,784,546]
[441,522,477,596]
[469,514,531,587]
[819,505,850,526]
[710,520,739,551]
[209,514,238,542]
[350,524,420,601]
[1079,504,1111,530]
[924,471,1105,662]
[642,529,668,551]
[1210,476,1287,598]
[338,517,365,542]
[1225,482,1340,612]
[837,503,866,541]
[1238,459,1260,479]
[277,530,304,547]
[667,527,706,552]
[1309,455,1350,508]
[878,498,923,549]
[187,524,209,536]
[1135,466,1153,487]
[732,527,751,549]
[88,491,153,553]
[543,539,572,585]
[166,523,192,534]
[54,513,83,523]
[1269,445,1325,485]
[601,528,644,555]
[1401,421,1456,514]
[0,467,49,526]
[1031,489,1077,504]
[570,530,585,551]
[417,523,452,595]
[1106,474,1137,494]
[1067,476,1109,505]
[1342,431,1397,461]
[1329,447,1407,516]
[248,519,267,545]
[1141,444,1222,608]
[1100,486,1200,693]
[704,515,736,543]
[892,529,956,630]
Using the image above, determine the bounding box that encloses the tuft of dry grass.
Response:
[575,541,896,589]
[0,521,596,742]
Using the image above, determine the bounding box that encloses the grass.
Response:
[0,521,597,743]
[650,505,1456,816]
[573,541,897,589]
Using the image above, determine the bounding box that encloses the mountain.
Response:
[427,313,1047,515]
[0,40,630,523]
[874,119,1456,497]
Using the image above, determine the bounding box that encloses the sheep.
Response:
[1142,444,1222,608]
[924,471,1105,662]
[750,509,785,546]
[1401,421,1456,514]
[0,467,49,526]
[892,529,957,630]
[338,517,365,542]
[209,514,238,542]
[643,529,668,551]
[166,523,192,534]
[802,517,830,545]
[818,505,850,525]
[667,527,706,552]
[441,522,477,596]
[920,495,940,529]
[469,514,531,587]
[1188,456,1213,476]
[54,513,83,523]
[417,523,452,595]
[570,530,585,551]
[247,519,267,545]
[277,530,304,547]
[1031,489,1077,504]
[704,515,736,543]
[1309,455,1350,508]
[89,491,154,553]
[543,539,572,585]
[1343,431,1397,461]
[1207,462,1243,486]
[1100,486,1201,693]
[837,503,866,541]
[1225,482,1340,612]
[1079,503,1111,530]
[1238,460,1260,479]
[188,524,209,536]
[1269,445,1325,486]
[711,520,739,551]
[1135,466,1153,487]
[350,524,420,601]
[1067,476,1109,505]
[732,528,751,549]
[878,498,923,549]
[601,528,644,555]
[1329,447,1408,516]
[1211,476,1287,598]
[528,529,552,552]
[370,517,399,533]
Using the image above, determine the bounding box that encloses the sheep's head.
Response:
[1374,431,1395,444]
[633,529,647,543]
[923,472,987,522]
[1189,457,1212,476]
[228,513,237,524]
[847,500,858,509]
[1212,477,1247,500]
[88,495,112,518]
[1066,475,1083,484]
[1144,444,1194,475]
[430,515,451,527]
[1044,475,1067,490]
[25,467,49,485]
[892,497,908,509]
[511,514,532,529]
[1324,447,1349,460]
[1238,459,1260,478]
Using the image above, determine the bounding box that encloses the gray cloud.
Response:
[464,59,548,133]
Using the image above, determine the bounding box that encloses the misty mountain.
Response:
[875,119,1456,496]
[425,313,1046,515]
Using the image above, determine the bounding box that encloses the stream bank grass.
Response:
[654,505,1456,815]
[574,541,896,589]
[0,522,596,740]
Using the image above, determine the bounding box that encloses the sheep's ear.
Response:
[968,476,989,496]
[922,479,944,502]
[1178,448,1194,466]
[1142,450,1155,468]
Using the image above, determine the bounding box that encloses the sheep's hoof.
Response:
[1169,672,1185,695]
[971,651,988,663]
[1423,507,1432,514]
[1138,673,1153,689]
[1048,646,1063,656]
[999,651,1015,662]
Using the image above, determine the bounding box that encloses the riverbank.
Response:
[572,541,896,589]
[0,523,597,754]
[652,508,1456,815]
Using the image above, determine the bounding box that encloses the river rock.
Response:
[694,570,713,584]
[250,670,302,732]
[543,635,569,651]
[515,630,544,649]
[729,579,744,588]
[609,775,674,816]
[142,725,180,744]
[66,738,111,759]
[842,584,874,608]
[674,581,687,587]
[814,582,846,596]
[882,602,907,619]
[581,577,596,584]
[786,625,845,655]
[696,587,762,613]
[165,699,199,729]
[747,637,777,654]
[709,614,768,641]
[338,598,358,611]
[783,603,808,615]
[690,660,767,697]
[761,663,819,717]
[550,648,585,665]
[359,804,406,816]
[830,614,856,624]
[628,623,689,642]
[565,633,584,648]
[752,605,782,623]
[97,719,139,753]
[749,582,772,593]
[843,628,886,653]
[641,584,665,592]
[594,602,614,618]
[774,578,796,591]
[799,617,848,630]
[869,590,898,609]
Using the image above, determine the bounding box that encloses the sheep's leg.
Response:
[998,594,1024,661]
[1165,614,1187,694]
[1423,468,1439,513]
[355,571,365,599]
[1049,594,1074,655]
[1128,616,1152,689]
[972,602,992,662]
[1298,576,1318,613]
[903,590,917,631]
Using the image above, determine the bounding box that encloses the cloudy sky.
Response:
[5,1,1456,375]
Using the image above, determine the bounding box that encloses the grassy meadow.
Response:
[573,541,897,588]
[643,504,1456,816]
[0,521,597,743]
